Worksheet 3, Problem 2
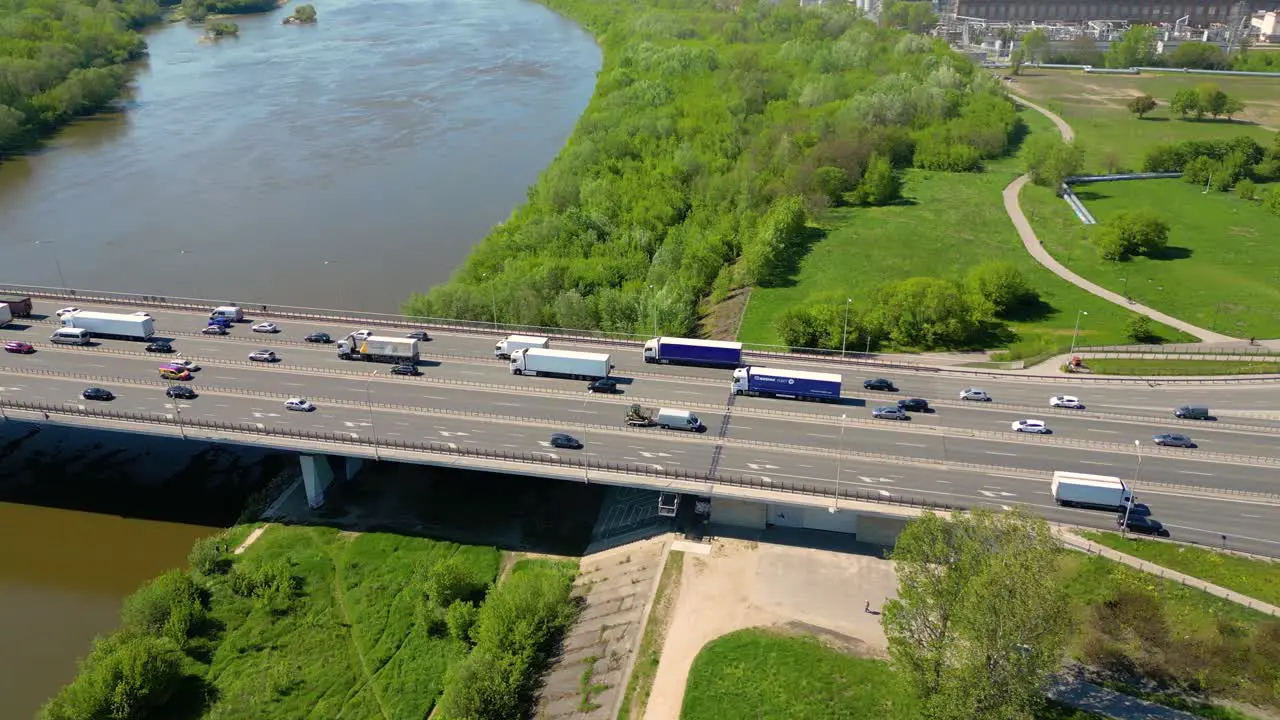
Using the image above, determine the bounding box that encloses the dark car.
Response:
[405,330,431,341]
[1153,433,1195,448]
[145,341,174,353]
[208,317,233,328]
[897,398,930,413]
[549,432,583,449]
[304,332,332,344]
[3,341,34,354]
[166,385,198,399]
[863,378,897,392]
[872,406,909,421]
[588,378,620,394]
[390,363,420,376]
[82,387,114,401]
[1125,502,1152,518]
[1117,514,1169,537]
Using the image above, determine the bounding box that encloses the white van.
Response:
[50,327,91,345]
[210,305,244,321]
[494,335,549,359]
[657,408,704,432]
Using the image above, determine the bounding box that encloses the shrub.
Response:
[228,559,299,610]
[1265,188,1280,217]
[1236,179,1258,201]
[1023,135,1084,188]
[188,535,230,576]
[121,570,205,645]
[1125,315,1159,344]
[446,600,479,644]
[41,634,186,720]
[966,261,1036,317]
[424,557,486,609]
[848,152,901,206]
[1092,210,1169,261]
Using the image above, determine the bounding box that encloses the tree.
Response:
[1020,28,1048,63]
[967,261,1036,317]
[423,558,485,609]
[42,634,186,720]
[1125,315,1159,344]
[1008,47,1026,76]
[1166,41,1228,70]
[1196,83,1229,118]
[1169,88,1203,119]
[1126,94,1157,119]
[1106,25,1156,68]
[775,306,827,350]
[285,3,317,23]
[882,509,1070,720]
[1023,135,1084,188]
[1093,210,1170,260]
[1222,96,1245,120]
[850,153,901,206]
[121,570,206,646]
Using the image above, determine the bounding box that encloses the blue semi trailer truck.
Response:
[643,336,743,367]
[731,366,842,402]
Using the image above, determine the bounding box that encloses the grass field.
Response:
[737,107,1193,358]
[201,525,501,719]
[1010,70,1279,172]
[1022,178,1280,339]
[1079,532,1280,608]
[1086,358,1280,376]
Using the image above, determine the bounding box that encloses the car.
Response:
[145,341,175,353]
[304,332,332,344]
[133,311,153,318]
[3,341,34,354]
[165,359,200,372]
[284,398,316,412]
[252,322,280,334]
[248,349,278,362]
[82,387,114,401]
[588,378,620,394]
[1011,419,1050,434]
[897,398,930,413]
[405,330,431,341]
[1153,433,1195,448]
[960,388,991,402]
[1117,514,1169,537]
[1050,395,1083,409]
[350,329,375,341]
[872,406,909,421]
[56,306,81,317]
[863,378,897,392]
[1124,502,1152,517]
[208,317,233,328]
[159,368,193,381]
[201,325,229,335]
[166,385,198,399]
[549,432,583,449]
[390,363,420,376]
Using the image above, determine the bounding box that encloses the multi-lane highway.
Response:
[3,298,1280,553]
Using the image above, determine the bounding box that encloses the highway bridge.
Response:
[3,290,1280,555]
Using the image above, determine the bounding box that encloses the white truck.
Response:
[509,348,611,380]
[62,311,155,341]
[0,305,11,327]
[210,305,245,321]
[1051,471,1134,512]
[625,405,705,432]
[337,334,419,363]
[494,335,549,359]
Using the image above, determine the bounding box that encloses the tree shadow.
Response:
[1000,296,1058,323]
[1073,190,1111,202]
[759,225,827,289]
[1145,245,1192,261]
[1006,116,1031,152]
[884,197,918,207]
[1138,116,1169,122]
[971,320,1020,348]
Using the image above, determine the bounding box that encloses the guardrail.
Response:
[0,398,954,512]
[10,283,1280,386]
[1077,346,1280,360]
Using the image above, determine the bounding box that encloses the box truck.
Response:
[494,335,549,359]
[210,305,244,321]
[643,337,743,368]
[62,311,155,341]
[337,334,419,363]
[732,366,841,402]
[509,348,611,380]
[0,305,11,327]
[0,295,32,318]
[1051,471,1134,511]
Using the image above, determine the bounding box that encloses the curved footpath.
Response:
[1003,95,1238,345]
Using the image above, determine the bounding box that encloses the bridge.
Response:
[2,287,1280,554]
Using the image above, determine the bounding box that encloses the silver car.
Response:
[872,406,909,421]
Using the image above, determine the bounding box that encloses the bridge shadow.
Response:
[710,523,891,558]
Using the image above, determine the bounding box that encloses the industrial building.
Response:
[948,0,1255,27]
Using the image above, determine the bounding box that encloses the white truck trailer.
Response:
[62,311,155,341]
[0,305,11,327]
[1051,471,1134,512]
[494,335,549,359]
[509,348,611,380]
[337,334,420,363]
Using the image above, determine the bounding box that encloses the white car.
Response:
[168,359,200,371]
[248,349,278,362]
[960,388,991,402]
[350,329,375,341]
[1050,395,1083,409]
[1011,419,1050,434]
[133,311,152,318]
[284,398,315,412]
[56,306,81,317]
[252,322,280,334]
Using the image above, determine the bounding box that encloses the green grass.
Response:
[679,628,1104,720]
[1079,531,1280,607]
[201,525,501,719]
[737,107,1194,358]
[1011,70,1279,172]
[1023,178,1280,339]
[1086,358,1280,376]
[618,550,684,720]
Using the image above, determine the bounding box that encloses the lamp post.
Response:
[649,284,658,337]
[482,272,498,330]
[581,396,591,484]
[840,298,852,359]
[167,380,187,440]
[1069,310,1088,355]
[1123,439,1141,537]
[323,260,344,311]
[834,413,847,511]
[365,372,379,461]
[0,385,6,420]
[35,240,68,290]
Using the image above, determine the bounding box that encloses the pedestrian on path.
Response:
[864,600,870,614]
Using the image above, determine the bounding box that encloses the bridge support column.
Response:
[300,454,337,509]
[344,457,363,481]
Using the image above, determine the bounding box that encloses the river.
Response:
[0,0,600,313]
[0,0,600,714]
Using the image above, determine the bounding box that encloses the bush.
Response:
[1023,135,1084,188]
[41,634,186,720]
[188,535,230,576]
[1236,179,1258,201]
[446,600,479,644]
[424,557,487,609]
[848,153,901,206]
[966,261,1036,317]
[1265,188,1280,217]
[121,570,206,645]
[1092,210,1170,261]
[1125,315,1159,344]
[228,559,299,610]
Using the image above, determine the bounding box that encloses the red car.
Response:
[4,341,34,354]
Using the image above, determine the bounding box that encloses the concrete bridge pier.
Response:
[300,454,366,508]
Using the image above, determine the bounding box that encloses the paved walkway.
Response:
[1003,95,1238,345]
[1049,673,1202,720]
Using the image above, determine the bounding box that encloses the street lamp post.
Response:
[365,373,379,461]
[482,273,498,330]
[834,413,847,511]
[1069,310,1089,355]
[35,240,68,290]
[323,260,344,312]
[171,382,187,440]
[840,299,852,359]
[1123,439,1141,537]
[649,284,658,337]
[581,396,591,484]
